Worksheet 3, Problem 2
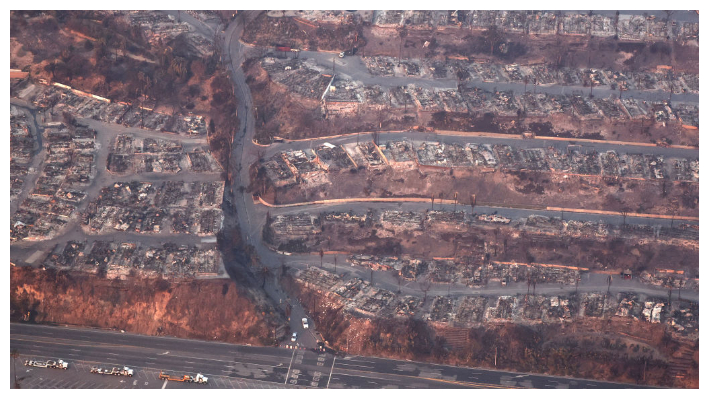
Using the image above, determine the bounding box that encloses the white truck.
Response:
[90,366,134,377]
[25,359,69,370]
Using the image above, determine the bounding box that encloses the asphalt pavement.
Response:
[219,11,699,348]
[259,130,699,161]
[10,323,647,389]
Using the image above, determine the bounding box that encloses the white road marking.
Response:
[348,358,377,364]
[284,348,296,384]
[337,362,373,369]
[326,357,336,389]
[162,380,168,389]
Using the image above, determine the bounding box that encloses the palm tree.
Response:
[11,348,19,388]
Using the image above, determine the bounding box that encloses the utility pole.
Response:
[643,358,647,383]
[607,275,612,294]
[575,277,579,294]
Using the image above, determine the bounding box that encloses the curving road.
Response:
[219,11,698,343]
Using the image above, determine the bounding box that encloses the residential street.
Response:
[220,10,698,352]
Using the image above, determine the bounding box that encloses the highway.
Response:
[10,323,646,389]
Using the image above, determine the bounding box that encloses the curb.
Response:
[256,196,698,221]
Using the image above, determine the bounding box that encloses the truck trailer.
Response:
[159,371,209,384]
[25,359,69,369]
[90,366,134,377]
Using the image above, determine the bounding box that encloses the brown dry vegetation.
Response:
[429,111,699,147]
[282,274,698,388]
[263,166,699,218]
[364,26,698,74]
[244,58,418,143]
[10,266,283,346]
[270,212,698,276]
[242,13,366,52]
[10,11,237,171]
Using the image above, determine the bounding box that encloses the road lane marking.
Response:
[348,358,377,364]
[161,380,168,389]
[336,362,373,368]
[284,348,296,384]
[326,357,336,389]
[67,381,81,389]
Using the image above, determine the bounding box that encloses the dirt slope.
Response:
[10,266,284,345]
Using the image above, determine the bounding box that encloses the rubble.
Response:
[11,123,97,242]
[261,57,332,101]
[42,240,222,278]
[82,181,224,236]
[427,296,457,323]
[19,83,206,136]
[315,143,357,171]
[290,266,696,332]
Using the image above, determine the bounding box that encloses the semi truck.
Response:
[158,371,209,384]
[25,359,69,369]
[90,366,134,377]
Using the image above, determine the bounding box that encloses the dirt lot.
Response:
[431,110,699,148]
[283,274,698,388]
[264,166,698,218]
[10,266,285,345]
